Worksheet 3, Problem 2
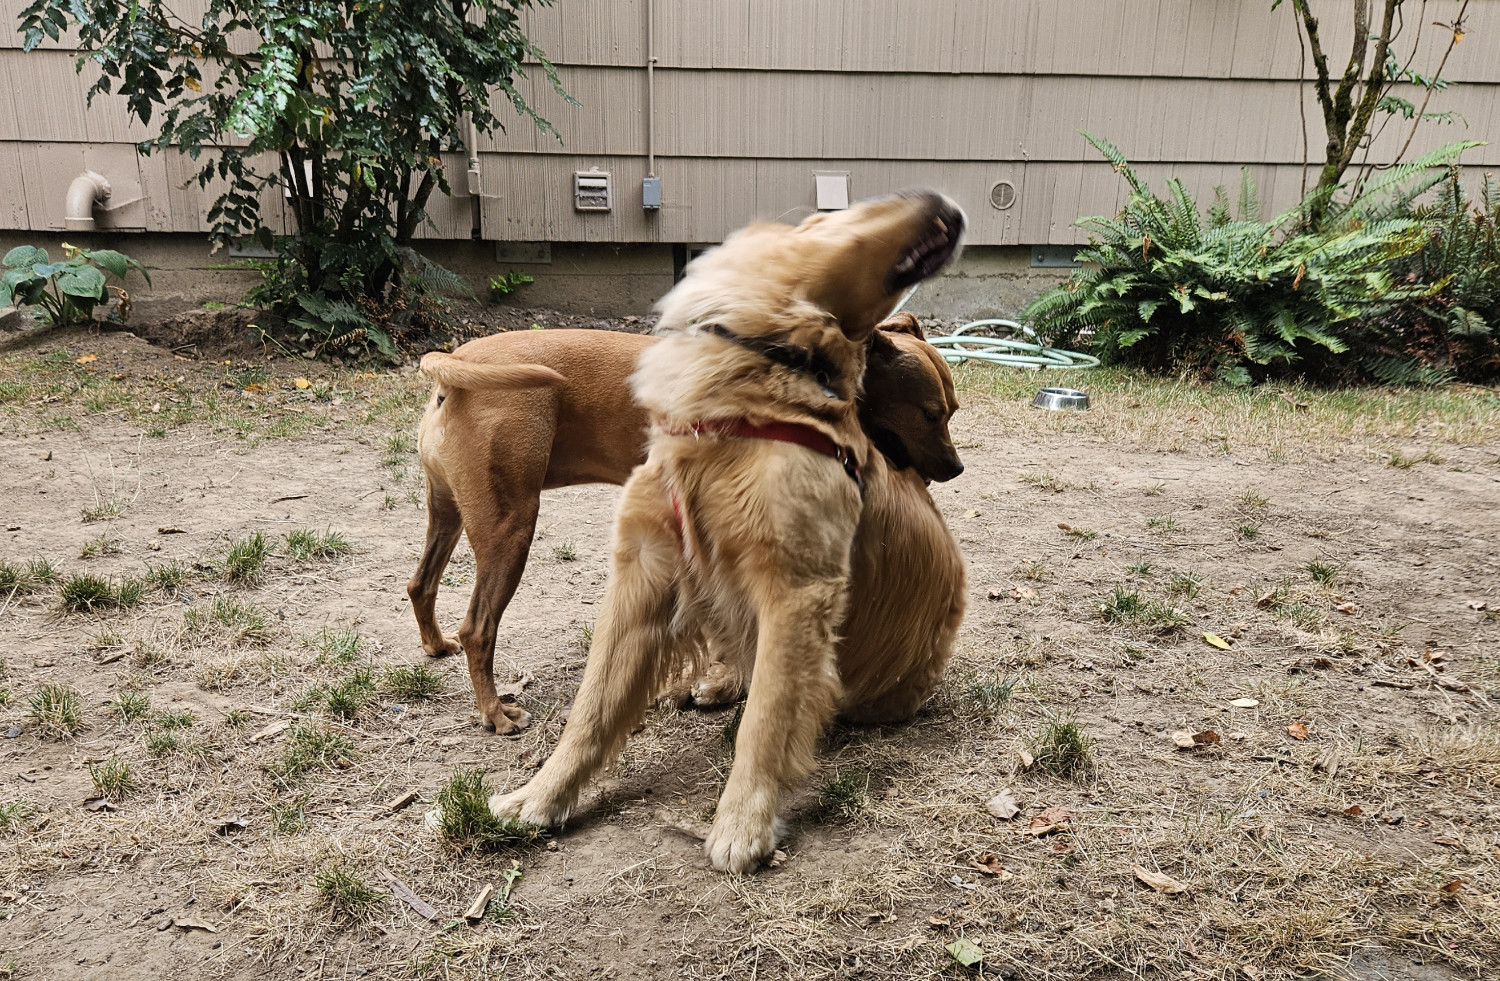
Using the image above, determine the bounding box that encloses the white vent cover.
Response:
[814,172,850,211]
[574,169,612,211]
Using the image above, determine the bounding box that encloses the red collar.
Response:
[668,418,862,489]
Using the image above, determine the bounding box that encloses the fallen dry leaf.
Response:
[1342,805,1364,816]
[1133,865,1189,894]
[1012,586,1037,601]
[1016,748,1034,769]
[1287,722,1308,740]
[1049,840,1075,856]
[1056,523,1072,532]
[1335,602,1357,614]
[1432,836,1463,849]
[928,914,951,929]
[1440,879,1463,896]
[985,791,1021,821]
[946,938,984,968]
[248,719,291,743]
[1203,632,1232,650]
[1024,806,1073,837]
[1228,698,1259,709]
[1171,729,1220,749]
[1468,600,1489,611]
[174,917,217,933]
[75,353,98,364]
[293,377,311,390]
[968,853,1011,878]
[986,588,1004,601]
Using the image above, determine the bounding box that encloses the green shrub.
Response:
[1024,135,1479,385]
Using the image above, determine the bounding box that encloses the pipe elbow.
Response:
[64,171,111,232]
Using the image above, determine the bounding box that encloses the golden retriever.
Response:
[489,191,966,872]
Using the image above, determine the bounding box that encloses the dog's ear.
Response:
[876,311,925,340]
[867,326,899,360]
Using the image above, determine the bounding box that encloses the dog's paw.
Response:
[478,700,531,735]
[488,786,572,827]
[422,634,463,658]
[690,662,747,709]
[704,811,780,874]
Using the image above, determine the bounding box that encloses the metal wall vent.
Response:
[574,168,612,211]
[989,180,1017,210]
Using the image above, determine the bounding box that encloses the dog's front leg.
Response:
[706,576,848,873]
[490,466,681,826]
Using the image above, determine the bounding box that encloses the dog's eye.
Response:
[922,406,944,423]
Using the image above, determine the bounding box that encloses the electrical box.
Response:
[574,169,612,211]
[814,172,850,211]
[641,176,662,210]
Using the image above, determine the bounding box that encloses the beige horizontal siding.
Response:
[488,64,1500,166]
[518,0,1499,83]
[2,0,1496,246]
[9,0,1495,85]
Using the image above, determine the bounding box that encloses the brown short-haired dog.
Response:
[479,191,965,871]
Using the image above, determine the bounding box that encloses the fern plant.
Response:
[1025,135,1478,384]
[1361,170,1500,383]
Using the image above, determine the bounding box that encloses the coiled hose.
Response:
[892,286,1099,371]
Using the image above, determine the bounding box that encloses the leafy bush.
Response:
[20,0,566,361]
[1,244,149,325]
[1024,135,1478,385]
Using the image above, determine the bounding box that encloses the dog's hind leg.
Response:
[456,500,543,734]
[706,575,848,873]
[408,475,465,658]
[490,466,681,825]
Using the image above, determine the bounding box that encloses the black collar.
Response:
[699,322,843,391]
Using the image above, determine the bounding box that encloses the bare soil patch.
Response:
[1,317,1498,980]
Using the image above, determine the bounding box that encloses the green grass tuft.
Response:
[112,689,152,723]
[552,542,578,561]
[312,627,363,664]
[963,673,1017,718]
[1102,586,1187,629]
[1306,560,1340,586]
[220,532,271,584]
[29,683,83,737]
[432,768,546,853]
[1029,715,1096,779]
[0,558,58,595]
[816,768,870,819]
[284,528,352,561]
[383,664,446,701]
[0,800,32,832]
[315,862,384,920]
[182,596,273,646]
[88,756,136,799]
[57,573,144,613]
[144,560,191,595]
[266,723,357,786]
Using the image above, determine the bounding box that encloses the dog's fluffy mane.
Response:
[636,224,872,432]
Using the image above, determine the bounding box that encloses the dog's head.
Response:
[656,191,966,348]
[861,312,965,482]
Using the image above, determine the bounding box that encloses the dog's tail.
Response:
[419,352,565,391]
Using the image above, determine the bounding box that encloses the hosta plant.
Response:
[1,244,149,324]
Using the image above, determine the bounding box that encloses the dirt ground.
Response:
[1,313,1498,981]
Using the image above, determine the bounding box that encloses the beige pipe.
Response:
[64,171,111,232]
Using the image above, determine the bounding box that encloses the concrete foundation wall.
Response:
[0,233,1070,322]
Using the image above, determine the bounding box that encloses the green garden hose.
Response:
[890,286,1099,371]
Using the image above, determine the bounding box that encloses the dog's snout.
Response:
[931,457,964,483]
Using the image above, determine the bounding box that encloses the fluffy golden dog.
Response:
[487,191,966,872]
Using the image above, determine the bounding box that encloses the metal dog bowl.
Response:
[1032,387,1091,412]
